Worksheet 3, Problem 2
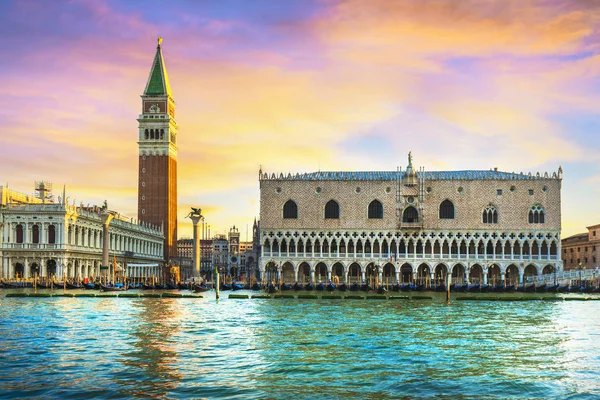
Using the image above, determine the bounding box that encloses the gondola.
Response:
[451,284,466,292]
[467,284,480,293]
[231,283,244,291]
[100,284,126,292]
[349,283,360,292]
[360,283,370,292]
[414,284,425,292]
[376,285,387,294]
[400,283,414,292]
[165,282,178,290]
[251,283,262,291]
[580,285,596,294]
[316,282,326,291]
[65,281,84,289]
[491,285,505,293]
[557,285,570,293]
[293,282,304,291]
[304,282,315,291]
[2,281,32,288]
[192,284,210,293]
[504,284,516,293]
[177,282,191,290]
[524,284,536,293]
[266,283,277,293]
[142,284,156,290]
[280,283,293,291]
[434,284,446,292]
[545,284,559,293]
[479,284,490,293]
[36,281,54,289]
[220,283,232,291]
[391,283,401,292]
[326,282,336,292]
[337,283,347,292]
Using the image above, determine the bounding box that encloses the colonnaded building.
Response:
[259,154,563,286]
[0,184,164,280]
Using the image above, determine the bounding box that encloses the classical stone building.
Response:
[561,224,599,270]
[259,154,563,286]
[138,38,178,262]
[1,193,164,280]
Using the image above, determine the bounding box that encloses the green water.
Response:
[0,291,599,399]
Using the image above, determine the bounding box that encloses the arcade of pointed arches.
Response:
[262,259,558,286]
[261,229,560,263]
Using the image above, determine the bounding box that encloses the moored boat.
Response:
[100,284,127,292]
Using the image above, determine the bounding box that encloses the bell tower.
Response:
[137,38,178,261]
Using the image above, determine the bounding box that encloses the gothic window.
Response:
[402,206,419,223]
[368,200,383,219]
[324,200,340,219]
[32,225,40,244]
[528,205,545,224]
[160,129,165,140]
[48,225,56,244]
[16,224,23,244]
[144,129,149,140]
[283,200,298,219]
[482,205,498,224]
[439,200,455,219]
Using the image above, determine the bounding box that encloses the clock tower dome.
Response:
[137,38,178,262]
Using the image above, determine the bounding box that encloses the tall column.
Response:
[101,213,115,277]
[24,258,30,279]
[189,214,202,278]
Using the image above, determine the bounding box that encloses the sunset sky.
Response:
[1,0,599,240]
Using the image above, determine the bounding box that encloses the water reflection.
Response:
[0,296,599,398]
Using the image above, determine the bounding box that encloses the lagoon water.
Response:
[1,291,600,399]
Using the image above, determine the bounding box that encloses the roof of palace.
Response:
[260,170,560,181]
[144,38,172,98]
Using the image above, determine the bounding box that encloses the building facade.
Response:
[561,224,599,270]
[259,154,563,286]
[1,195,164,280]
[138,38,178,262]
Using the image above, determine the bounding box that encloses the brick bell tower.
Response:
[138,38,178,262]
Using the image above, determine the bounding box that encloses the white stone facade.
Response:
[1,202,164,279]
[259,158,563,286]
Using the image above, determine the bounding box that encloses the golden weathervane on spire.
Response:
[157,37,163,46]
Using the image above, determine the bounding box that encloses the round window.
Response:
[141,182,145,187]
[407,196,414,204]
[315,187,322,194]
[141,195,145,201]
[355,187,361,194]
[142,155,146,161]
[542,186,548,193]
[510,185,516,192]
[457,187,464,193]
[276,187,282,194]
[142,168,146,173]
[385,187,392,194]
[426,187,432,194]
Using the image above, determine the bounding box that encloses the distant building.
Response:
[562,224,600,270]
[1,187,164,279]
[212,234,229,276]
[176,238,193,279]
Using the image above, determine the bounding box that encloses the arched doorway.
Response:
[331,262,344,284]
[315,262,327,282]
[365,263,378,286]
[505,264,519,286]
[469,264,483,284]
[383,263,395,284]
[417,263,430,286]
[542,265,555,275]
[281,262,294,283]
[400,263,413,283]
[488,264,501,286]
[524,264,538,279]
[452,264,466,285]
[348,263,361,283]
[298,262,310,283]
[434,264,447,286]
[30,262,40,278]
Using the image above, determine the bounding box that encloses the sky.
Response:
[0,0,599,240]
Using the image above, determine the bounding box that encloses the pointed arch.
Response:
[402,206,419,223]
[325,200,340,219]
[368,200,383,219]
[439,199,455,219]
[283,200,298,219]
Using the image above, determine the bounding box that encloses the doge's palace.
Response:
[259,154,562,286]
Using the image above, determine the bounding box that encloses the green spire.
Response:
[144,37,173,97]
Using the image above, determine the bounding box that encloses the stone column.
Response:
[24,258,30,279]
[483,268,488,285]
[188,214,202,278]
[101,213,115,277]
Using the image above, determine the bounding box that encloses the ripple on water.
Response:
[1,296,600,398]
